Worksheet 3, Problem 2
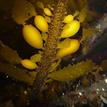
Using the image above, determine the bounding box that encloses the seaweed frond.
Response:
[32,0,68,94]
[48,60,95,81]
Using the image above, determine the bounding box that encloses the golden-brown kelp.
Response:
[0,61,36,85]
[22,24,43,49]
[57,39,80,58]
[34,15,48,32]
[32,0,69,94]
[48,60,95,81]
[0,41,21,64]
[61,20,80,38]
[21,59,38,70]
[11,0,36,25]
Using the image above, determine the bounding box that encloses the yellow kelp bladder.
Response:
[63,14,74,23]
[44,8,53,16]
[57,39,80,58]
[21,59,38,70]
[61,20,80,38]
[22,24,43,49]
[34,15,48,32]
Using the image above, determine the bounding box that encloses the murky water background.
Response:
[0,0,107,107]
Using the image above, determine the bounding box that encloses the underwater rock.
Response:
[82,14,107,55]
